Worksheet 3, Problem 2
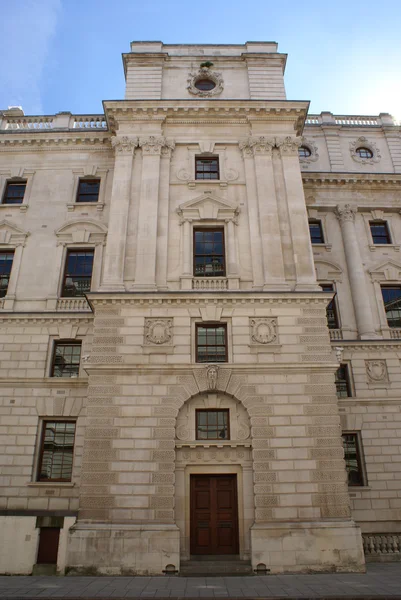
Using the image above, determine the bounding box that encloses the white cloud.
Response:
[0,0,61,114]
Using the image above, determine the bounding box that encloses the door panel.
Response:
[37,528,60,564]
[190,474,239,555]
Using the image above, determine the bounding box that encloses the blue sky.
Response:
[1,0,400,120]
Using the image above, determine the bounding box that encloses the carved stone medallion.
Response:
[366,360,388,383]
[144,318,173,346]
[250,318,278,345]
[206,365,219,390]
[187,67,224,97]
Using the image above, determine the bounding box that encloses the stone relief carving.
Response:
[250,318,278,345]
[187,66,224,97]
[239,136,301,157]
[350,137,381,165]
[335,347,344,363]
[366,360,389,383]
[144,318,173,346]
[335,204,357,224]
[275,136,302,155]
[206,365,219,390]
[111,135,138,155]
[139,136,175,156]
[299,137,319,163]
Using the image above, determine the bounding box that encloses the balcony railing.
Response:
[192,278,228,291]
[389,329,401,339]
[329,329,343,340]
[363,533,401,560]
[305,112,397,127]
[1,112,107,131]
[57,298,91,311]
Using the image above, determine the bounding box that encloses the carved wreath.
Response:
[350,137,381,165]
[144,318,173,345]
[187,67,224,97]
[250,318,278,345]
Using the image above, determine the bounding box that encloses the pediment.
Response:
[369,260,401,282]
[0,219,30,245]
[314,259,343,282]
[177,191,239,221]
[55,219,107,245]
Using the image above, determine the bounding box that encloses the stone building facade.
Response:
[0,41,400,575]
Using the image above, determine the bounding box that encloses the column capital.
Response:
[111,135,138,155]
[275,135,302,156]
[139,136,175,156]
[335,203,357,224]
[239,136,275,157]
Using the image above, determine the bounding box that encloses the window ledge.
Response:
[0,203,28,212]
[188,180,228,190]
[369,244,400,252]
[27,482,75,487]
[67,202,104,212]
[312,243,332,252]
[176,441,252,449]
[348,486,371,492]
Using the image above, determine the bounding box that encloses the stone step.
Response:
[180,559,253,576]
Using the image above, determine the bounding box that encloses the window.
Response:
[196,409,229,440]
[195,157,219,180]
[51,341,82,378]
[320,284,340,329]
[38,421,76,481]
[0,251,14,298]
[196,324,227,363]
[356,147,373,159]
[335,364,352,398]
[62,250,94,297]
[309,220,325,244]
[299,146,311,158]
[195,79,216,91]
[370,221,391,244]
[194,229,225,277]
[2,180,26,204]
[76,179,100,203]
[342,433,365,486]
[381,286,401,328]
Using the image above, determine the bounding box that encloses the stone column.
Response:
[133,136,175,290]
[225,218,238,277]
[335,204,380,339]
[156,144,174,289]
[277,136,320,291]
[100,136,137,291]
[252,137,288,290]
[239,141,264,288]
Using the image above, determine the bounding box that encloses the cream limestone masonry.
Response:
[0,40,400,575]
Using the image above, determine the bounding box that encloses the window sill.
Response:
[27,482,75,488]
[188,180,229,190]
[67,202,104,212]
[176,441,251,449]
[369,244,400,252]
[312,243,332,252]
[348,486,371,492]
[0,203,28,213]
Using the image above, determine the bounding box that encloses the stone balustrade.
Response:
[390,329,401,339]
[192,278,228,291]
[363,533,401,561]
[306,112,397,127]
[56,298,91,311]
[329,328,343,340]
[0,111,107,131]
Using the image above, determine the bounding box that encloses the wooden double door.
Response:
[190,474,239,555]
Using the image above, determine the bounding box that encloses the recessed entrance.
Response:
[190,474,239,555]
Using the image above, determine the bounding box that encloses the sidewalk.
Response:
[1,563,401,599]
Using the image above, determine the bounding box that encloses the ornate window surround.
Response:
[187,66,224,98]
[369,259,401,338]
[350,136,381,165]
[360,210,399,252]
[298,137,319,166]
[68,166,108,212]
[0,168,35,213]
[191,317,233,364]
[307,208,332,251]
[0,219,30,310]
[175,144,239,188]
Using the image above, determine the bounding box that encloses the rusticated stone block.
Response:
[248,403,273,415]
[152,450,175,461]
[91,347,117,354]
[156,440,175,449]
[150,495,174,508]
[252,439,271,449]
[95,307,121,315]
[87,397,113,405]
[255,495,279,507]
[226,374,246,397]
[253,449,276,460]
[178,374,199,396]
[308,373,335,383]
[255,509,273,520]
[304,404,338,415]
[81,472,118,484]
[298,317,327,326]
[318,482,348,493]
[159,418,175,426]
[83,449,118,461]
[311,471,345,482]
[302,354,332,362]
[321,504,351,518]
[80,486,109,496]
[152,472,174,484]
[302,308,326,316]
[153,405,178,416]
[90,375,117,383]
[85,418,114,426]
[87,406,120,417]
[158,463,175,471]
[306,426,340,437]
[95,318,125,326]
[79,509,110,520]
[305,385,335,395]
[94,328,119,335]
[310,395,335,404]
[311,416,340,425]
[254,472,277,483]
[251,417,269,425]
[317,459,346,470]
[88,386,120,396]
[85,428,119,438]
[80,496,115,508]
[84,439,112,449]
[153,428,175,439]
[81,462,111,472]
[254,484,273,494]
[310,447,344,459]
[300,335,329,343]
[314,493,350,506]
[254,462,272,471]
[93,336,124,344]
[155,510,174,521]
[90,356,123,363]
[252,426,275,438]
[156,486,174,495]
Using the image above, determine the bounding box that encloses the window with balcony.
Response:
[381,286,401,328]
[76,179,100,203]
[2,180,26,205]
[196,324,227,363]
[38,421,76,482]
[51,341,82,378]
[342,432,365,486]
[195,156,219,180]
[335,364,352,398]
[309,220,325,244]
[194,229,225,277]
[320,284,340,329]
[0,251,14,298]
[370,221,391,244]
[196,409,229,440]
[62,250,94,297]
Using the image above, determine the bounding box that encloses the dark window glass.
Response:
[342,433,364,486]
[381,287,401,328]
[335,364,352,398]
[51,342,81,378]
[195,157,219,180]
[196,409,229,440]
[356,147,373,159]
[38,421,76,482]
[196,324,227,363]
[299,146,311,158]
[2,181,26,204]
[195,79,216,91]
[76,179,100,203]
[62,250,94,297]
[320,284,340,329]
[0,251,14,298]
[309,220,325,244]
[370,221,391,244]
[194,229,225,277]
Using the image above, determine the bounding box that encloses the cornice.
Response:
[302,172,401,187]
[332,341,401,352]
[103,100,309,135]
[0,314,93,324]
[0,132,111,152]
[0,377,88,388]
